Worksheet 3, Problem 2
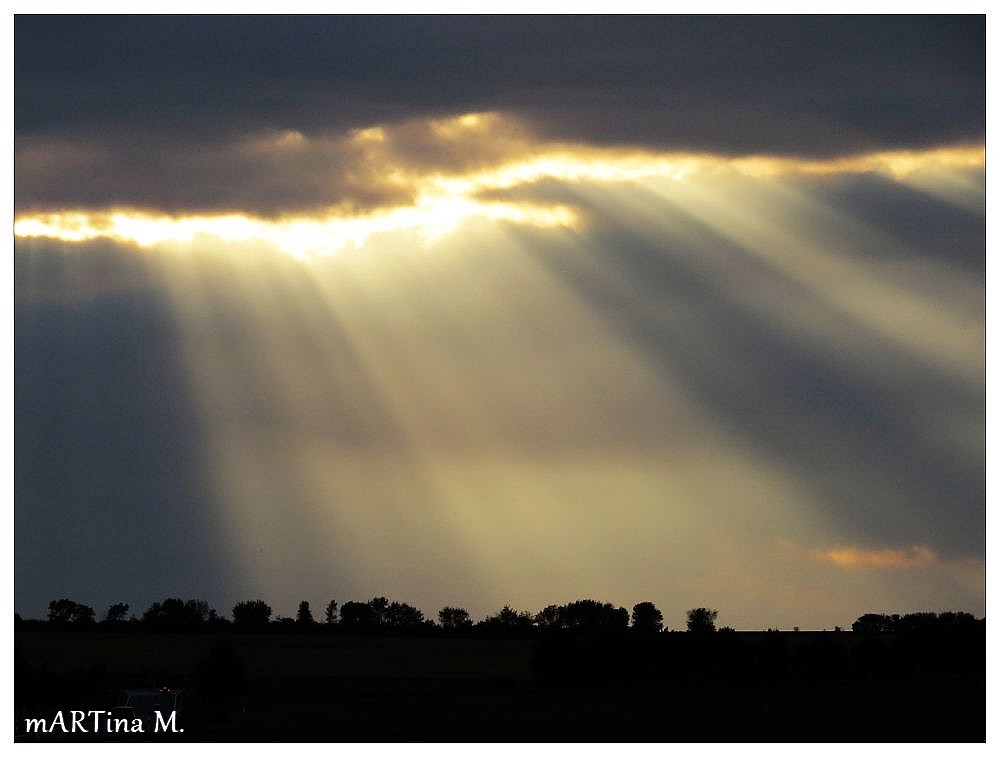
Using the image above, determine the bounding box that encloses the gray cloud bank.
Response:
[15,15,984,215]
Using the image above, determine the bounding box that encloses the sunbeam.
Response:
[15,122,984,627]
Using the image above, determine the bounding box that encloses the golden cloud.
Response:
[13,111,985,257]
[816,545,938,569]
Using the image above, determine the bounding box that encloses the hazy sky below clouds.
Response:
[14,15,984,627]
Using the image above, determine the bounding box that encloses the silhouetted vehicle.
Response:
[109,686,185,733]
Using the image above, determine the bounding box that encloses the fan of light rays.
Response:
[644,171,983,384]
[143,215,859,620]
[17,134,984,624]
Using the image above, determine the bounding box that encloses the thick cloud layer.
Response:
[16,15,984,150]
[15,16,984,214]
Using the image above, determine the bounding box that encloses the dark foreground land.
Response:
[15,628,985,741]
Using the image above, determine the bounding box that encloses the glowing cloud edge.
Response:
[13,141,984,258]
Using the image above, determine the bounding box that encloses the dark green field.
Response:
[15,630,985,741]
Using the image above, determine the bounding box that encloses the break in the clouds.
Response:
[15,15,984,216]
[14,16,984,627]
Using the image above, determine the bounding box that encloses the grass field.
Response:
[16,630,535,685]
[15,630,985,741]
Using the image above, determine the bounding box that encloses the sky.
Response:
[14,15,984,629]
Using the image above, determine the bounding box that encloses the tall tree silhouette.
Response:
[368,596,390,624]
[296,601,314,625]
[323,600,338,624]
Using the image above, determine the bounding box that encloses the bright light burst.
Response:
[13,120,984,259]
[12,201,580,260]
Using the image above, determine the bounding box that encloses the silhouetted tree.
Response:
[898,611,978,635]
[384,601,424,628]
[187,599,211,622]
[686,607,718,633]
[941,611,978,625]
[323,600,338,624]
[479,604,535,630]
[631,602,664,633]
[531,601,628,631]
[104,603,130,623]
[143,598,212,627]
[535,605,562,629]
[438,607,472,629]
[369,596,390,624]
[47,598,95,625]
[560,600,628,631]
[339,601,377,629]
[851,611,981,636]
[852,613,896,633]
[296,601,314,625]
[936,611,978,630]
[232,600,272,627]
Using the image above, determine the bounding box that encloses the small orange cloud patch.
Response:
[818,545,937,569]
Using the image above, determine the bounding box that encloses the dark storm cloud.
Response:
[15,15,984,214]
[15,15,984,150]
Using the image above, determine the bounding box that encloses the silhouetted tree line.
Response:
[22,600,985,685]
[532,610,984,684]
[44,598,97,625]
[851,611,981,634]
[15,596,985,734]
[15,597,986,636]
